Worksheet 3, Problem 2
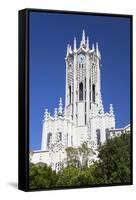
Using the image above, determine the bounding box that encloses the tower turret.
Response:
[58,97,63,116]
[74,37,77,52]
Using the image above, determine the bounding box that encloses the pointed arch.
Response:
[105,128,110,141]
[79,82,83,101]
[96,129,101,145]
[58,132,62,141]
[47,132,52,148]
[92,84,95,103]
[69,85,71,104]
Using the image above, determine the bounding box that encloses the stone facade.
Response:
[31,30,117,171]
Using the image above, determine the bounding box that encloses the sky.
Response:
[29,11,131,150]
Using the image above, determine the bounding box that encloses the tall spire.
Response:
[82,30,86,44]
[58,97,63,116]
[96,42,99,56]
[109,104,114,116]
[74,37,77,52]
[92,43,95,51]
[66,44,69,57]
[69,45,72,54]
[54,108,58,118]
[99,94,104,115]
[44,109,48,120]
[86,36,89,50]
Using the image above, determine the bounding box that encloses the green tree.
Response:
[56,165,96,187]
[65,147,80,167]
[56,167,81,187]
[29,133,131,188]
[94,133,131,184]
[29,163,58,189]
[79,142,94,167]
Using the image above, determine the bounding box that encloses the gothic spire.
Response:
[82,30,86,44]
[92,43,95,51]
[54,108,58,118]
[86,36,89,50]
[96,42,99,56]
[58,97,63,116]
[44,109,48,120]
[66,44,69,57]
[109,104,114,115]
[74,37,77,52]
[69,45,72,54]
[99,94,104,115]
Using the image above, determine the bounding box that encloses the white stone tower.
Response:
[65,30,115,147]
[65,30,103,124]
[31,30,116,170]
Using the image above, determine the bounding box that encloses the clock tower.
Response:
[32,30,116,169]
[65,30,103,128]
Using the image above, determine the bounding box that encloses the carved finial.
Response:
[48,112,51,118]
[66,44,69,57]
[69,45,72,54]
[44,109,48,120]
[100,104,104,115]
[58,97,63,116]
[109,104,114,115]
[92,43,95,51]
[99,94,104,115]
[74,37,77,52]
[86,36,89,50]
[54,108,58,118]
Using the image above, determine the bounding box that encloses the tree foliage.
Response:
[93,133,131,184]
[65,142,94,168]
[29,133,131,189]
[29,163,58,189]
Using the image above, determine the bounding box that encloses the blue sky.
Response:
[29,11,131,150]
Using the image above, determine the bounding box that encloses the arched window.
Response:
[96,129,101,146]
[84,77,86,90]
[58,132,62,141]
[69,85,71,104]
[85,114,87,125]
[47,132,52,148]
[105,128,110,141]
[92,84,95,103]
[79,82,83,101]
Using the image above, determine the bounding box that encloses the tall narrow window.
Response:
[105,128,110,141]
[47,132,52,148]
[92,84,95,103]
[89,92,91,101]
[79,82,83,101]
[89,78,91,109]
[85,114,87,125]
[96,129,101,145]
[69,85,71,104]
[90,102,91,109]
[79,64,81,69]
[84,77,86,90]
[58,132,62,141]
